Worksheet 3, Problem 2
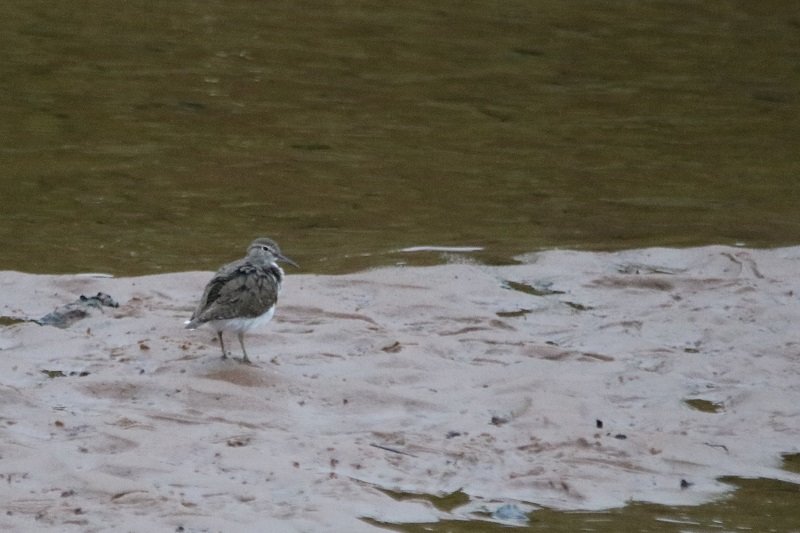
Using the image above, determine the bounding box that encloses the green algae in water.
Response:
[496,308,534,318]
[41,369,90,378]
[782,453,800,475]
[368,476,800,532]
[563,301,593,312]
[502,280,564,297]
[0,316,28,326]
[684,398,725,413]
[376,488,471,513]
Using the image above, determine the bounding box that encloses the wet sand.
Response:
[1,246,799,531]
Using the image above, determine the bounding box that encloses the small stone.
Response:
[490,416,509,426]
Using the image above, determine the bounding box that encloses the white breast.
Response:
[209,306,275,334]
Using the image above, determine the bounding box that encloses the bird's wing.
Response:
[192,263,279,323]
[190,260,238,313]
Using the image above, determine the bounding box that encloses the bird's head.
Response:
[247,238,299,268]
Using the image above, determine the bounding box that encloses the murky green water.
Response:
[370,477,800,532]
[2,1,799,275]
[370,456,800,532]
[2,2,799,528]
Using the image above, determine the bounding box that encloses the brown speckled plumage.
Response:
[186,238,297,363]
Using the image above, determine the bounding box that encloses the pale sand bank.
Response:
[1,246,799,531]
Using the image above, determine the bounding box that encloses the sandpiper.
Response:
[185,237,298,364]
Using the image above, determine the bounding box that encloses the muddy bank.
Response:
[1,246,799,531]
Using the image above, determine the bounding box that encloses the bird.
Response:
[185,237,298,364]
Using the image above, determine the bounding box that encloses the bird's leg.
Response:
[217,331,228,359]
[238,331,251,364]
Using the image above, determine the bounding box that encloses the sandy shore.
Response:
[1,245,799,531]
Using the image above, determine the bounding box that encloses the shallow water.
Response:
[371,466,800,532]
[2,1,799,275]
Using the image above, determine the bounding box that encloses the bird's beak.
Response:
[277,253,299,268]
